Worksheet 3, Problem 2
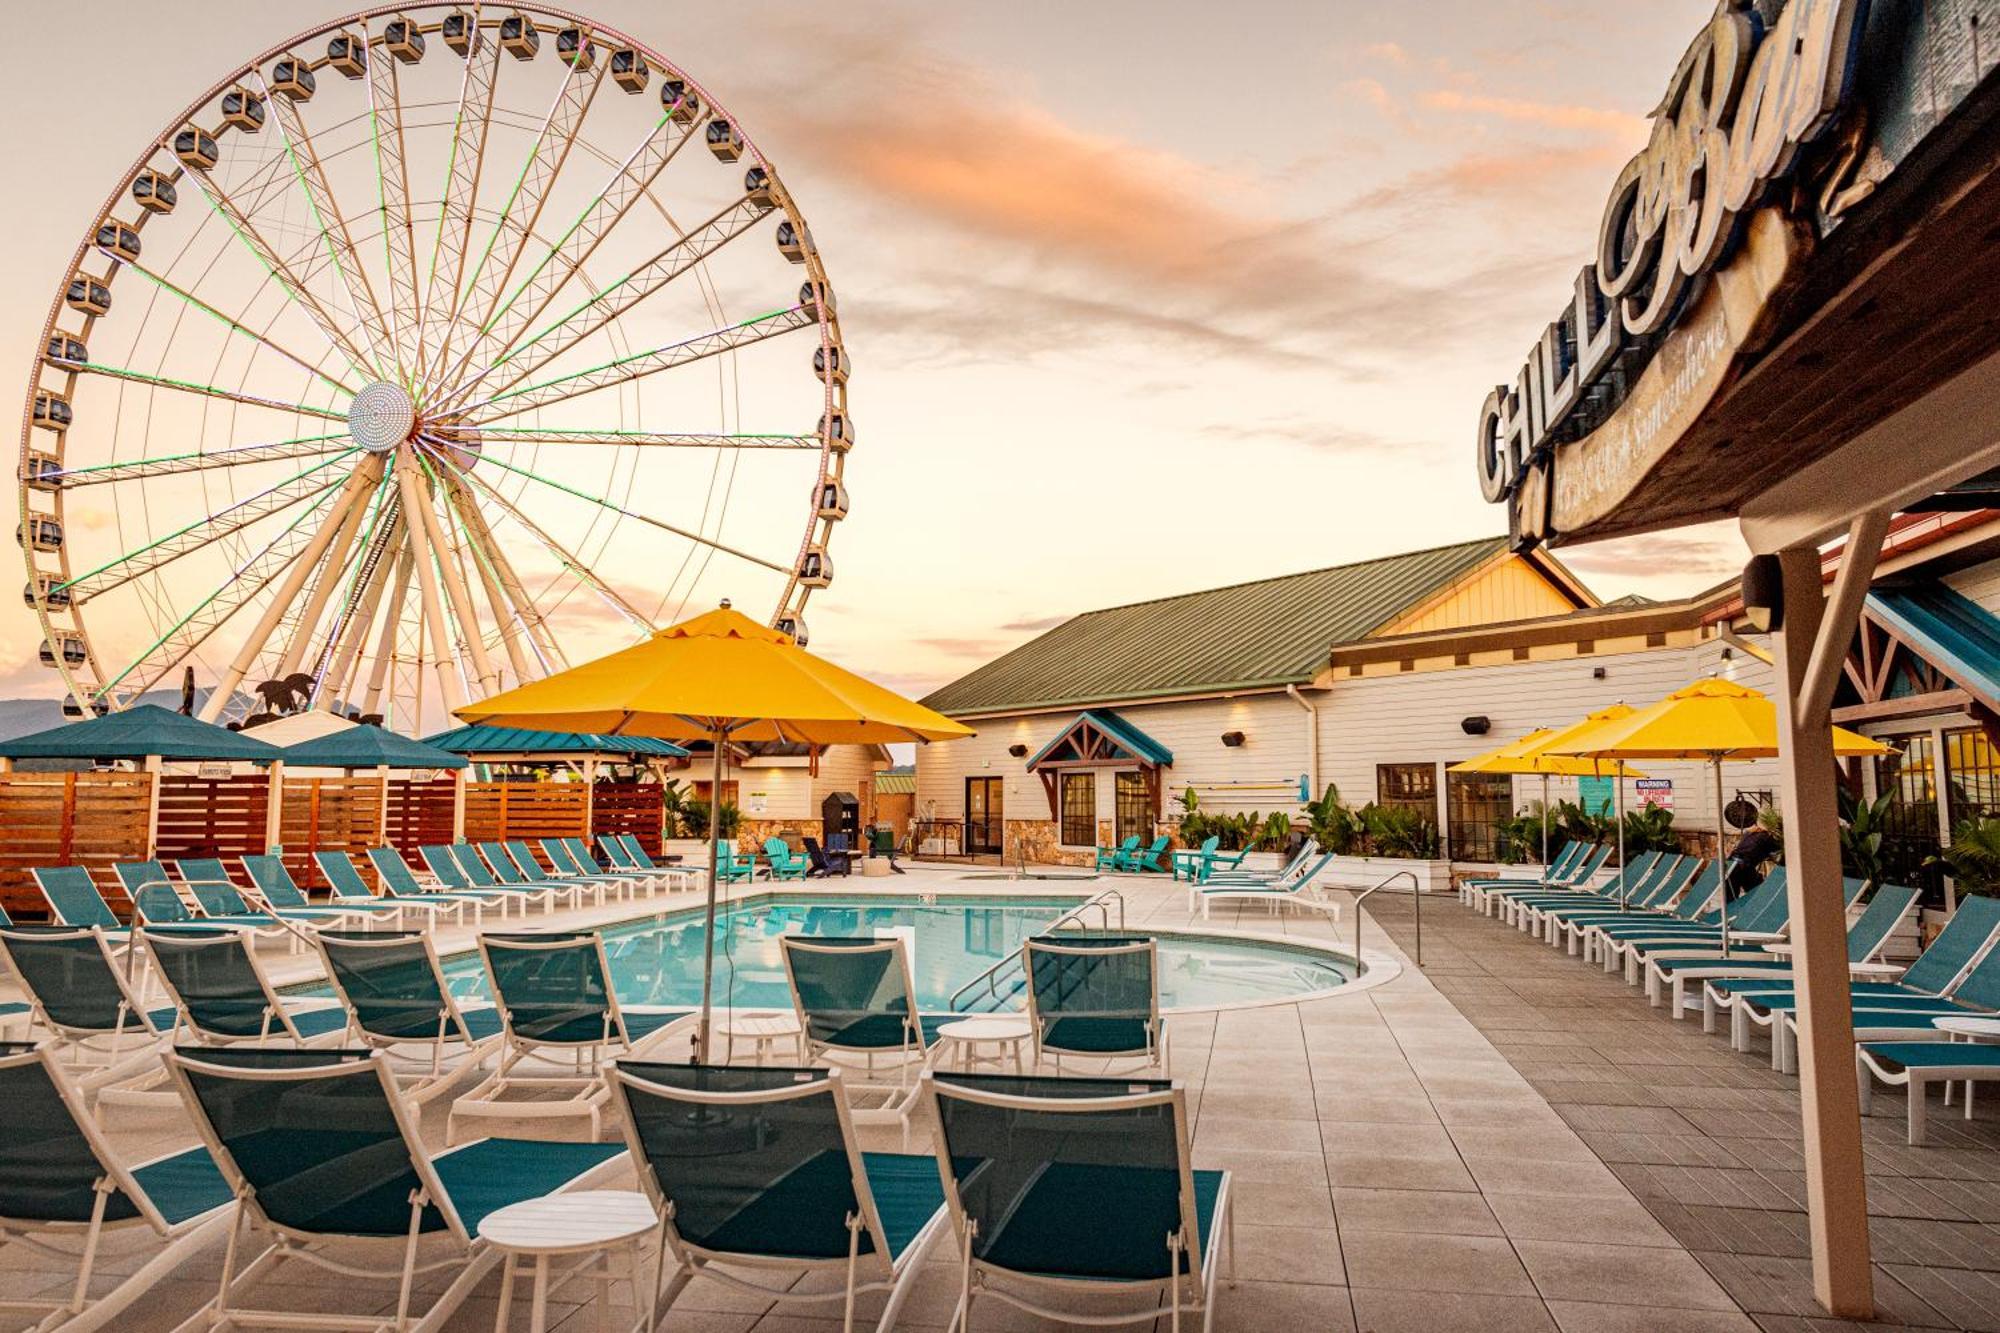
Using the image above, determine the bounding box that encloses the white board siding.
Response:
[918,635,1781,850]
[1945,557,2000,613]
[734,746,885,823]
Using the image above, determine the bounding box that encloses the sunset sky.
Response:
[0,0,1744,707]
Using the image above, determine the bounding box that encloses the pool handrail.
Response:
[948,886,1127,1013]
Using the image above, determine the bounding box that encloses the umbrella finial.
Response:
[719,598,731,609]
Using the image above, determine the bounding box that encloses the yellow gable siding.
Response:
[1375,557,1582,637]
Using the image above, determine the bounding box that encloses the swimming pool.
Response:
[353,893,1359,1012]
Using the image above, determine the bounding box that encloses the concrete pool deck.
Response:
[0,864,1968,1330]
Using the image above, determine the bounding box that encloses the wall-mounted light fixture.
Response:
[1742,554,1784,632]
[1592,666,1607,680]
[1220,731,1246,748]
[1006,743,1028,758]
[1460,716,1490,736]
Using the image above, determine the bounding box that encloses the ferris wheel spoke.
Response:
[103,484,344,701]
[464,304,814,423]
[406,454,501,694]
[364,21,424,383]
[212,97,387,381]
[121,261,361,399]
[49,433,351,487]
[70,361,349,421]
[310,497,404,704]
[440,441,789,575]
[442,194,772,410]
[435,473,535,679]
[478,429,818,450]
[436,453,652,634]
[59,452,361,603]
[432,106,700,401]
[444,36,609,386]
[418,8,503,385]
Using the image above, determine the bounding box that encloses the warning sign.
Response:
[1635,779,1674,810]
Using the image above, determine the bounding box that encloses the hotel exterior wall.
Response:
[918,635,1782,860]
[731,745,887,824]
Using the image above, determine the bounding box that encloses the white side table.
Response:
[937,1015,1033,1074]
[1933,1015,2000,1118]
[480,1190,661,1333]
[714,1010,805,1065]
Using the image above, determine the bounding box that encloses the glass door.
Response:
[1115,771,1151,844]
[966,777,1005,855]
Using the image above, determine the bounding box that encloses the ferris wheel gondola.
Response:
[18,4,849,731]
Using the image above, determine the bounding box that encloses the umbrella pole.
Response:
[1617,761,1628,911]
[1716,756,1730,959]
[695,725,727,1064]
[1540,774,1549,867]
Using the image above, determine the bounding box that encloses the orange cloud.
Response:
[1418,88,1649,142]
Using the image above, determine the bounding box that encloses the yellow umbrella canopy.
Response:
[1547,678,1891,953]
[456,604,974,746]
[455,602,974,1061]
[1451,712,1644,867]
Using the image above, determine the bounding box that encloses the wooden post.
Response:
[376,765,392,846]
[264,759,285,854]
[583,758,598,839]
[143,759,162,858]
[1773,534,1878,1318]
[452,768,467,843]
[61,772,78,863]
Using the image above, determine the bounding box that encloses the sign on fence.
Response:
[1635,778,1674,810]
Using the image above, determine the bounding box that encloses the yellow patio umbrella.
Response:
[1547,678,1890,953]
[1451,720,1646,868]
[457,601,975,1059]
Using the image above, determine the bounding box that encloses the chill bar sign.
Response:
[1475,0,1871,513]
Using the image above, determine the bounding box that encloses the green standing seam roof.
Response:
[0,704,285,763]
[1865,583,2000,712]
[279,727,468,771]
[873,770,916,795]
[421,724,690,759]
[1026,710,1174,769]
[921,537,1507,716]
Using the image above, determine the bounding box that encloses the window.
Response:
[1060,772,1096,847]
[1873,733,1943,902]
[1377,763,1437,815]
[1115,771,1151,844]
[1946,727,2000,822]
[1446,771,1514,863]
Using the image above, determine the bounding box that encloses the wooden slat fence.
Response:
[385,778,458,856]
[0,773,151,919]
[154,776,269,861]
[590,781,663,855]
[280,776,386,888]
[464,781,589,844]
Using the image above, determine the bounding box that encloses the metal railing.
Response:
[1353,870,1422,968]
[948,886,1126,1012]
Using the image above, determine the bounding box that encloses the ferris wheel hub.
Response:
[348,382,416,453]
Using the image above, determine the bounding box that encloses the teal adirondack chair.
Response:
[764,838,810,880]
[1129,836,1172,874]
[717,847,765,883]
[1095,836,1141,872]
[1172,836,1220,882]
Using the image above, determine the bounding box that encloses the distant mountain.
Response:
[0,687,251,742]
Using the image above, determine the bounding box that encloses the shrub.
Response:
[682,798,741,841]
[1621,803,1678,855]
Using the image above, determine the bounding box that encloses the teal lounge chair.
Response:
[1196,852,1340,925]
[316,930,505,1105]
[1649,880,1911,1018]
[1023,935,1169,1075]
[484,840,616,904]
[531,838,634,900]
[555,837,662,896]
[1577,863,1724,964]
[609,833,683,878]
[113,860,303,949]
[1540,854,1699,950]
[781,936,950,1136]
[33,866,131,933]
[312,849,466,926]
[243,853,403,929]
[608,1062,949,1331]
[1861,1040,2000,1144]
[922,1070,1233,1330]
[1467,843,1606,914]
[175,857,365,934]
[0,926,172,1088]
[1514,851,1673,937]
[454,931,692,1142]
[142,929,352,1047]
[764,837,811,881]
[417,844,562,913]
[1598,868,1793,983]
[163,1046,625,1332]
[1095,836,1141,872]
[366,846,504,922]
[0,1042,231,1331]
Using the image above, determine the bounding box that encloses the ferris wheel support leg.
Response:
[273,476,380,682]
[362,547,415,720]
[394,457,466,715]
[198,461,385,723]
[407,463,500,697]
[319,516,404,712]
[441,478,536,682]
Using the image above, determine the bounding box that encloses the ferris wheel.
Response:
[18,4,851,731]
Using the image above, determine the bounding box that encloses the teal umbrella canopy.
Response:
[279,726,467,771]
[0,704,284,763]
[421,724,689,760]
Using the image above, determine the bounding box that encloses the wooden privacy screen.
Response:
[589,781,664,855]
[385,777,459,855]
[153,776,268,861]
[463,781,589,843]
[281,776,386,887]
[0,773,151,919]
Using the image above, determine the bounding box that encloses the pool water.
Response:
[330,895,1358,1012]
